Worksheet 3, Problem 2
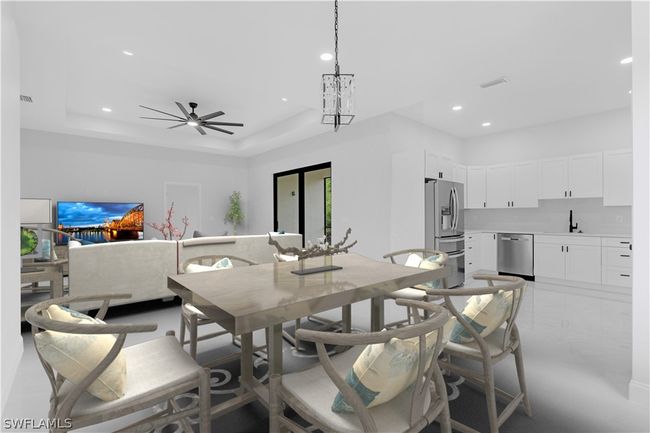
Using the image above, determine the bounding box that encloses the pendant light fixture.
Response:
[321,0,355,131]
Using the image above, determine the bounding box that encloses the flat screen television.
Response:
[56,201,144,245]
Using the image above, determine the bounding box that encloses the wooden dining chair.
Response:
[275,299,451,433]
[25,294,210,433]
[426,274,532,433]
[179,254,262,364]
[383,248,449,328]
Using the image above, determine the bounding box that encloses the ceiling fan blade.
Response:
[139,105,186,121]
[203,125,234,135]
[175,102,191,119]
[168,123,187,129]
[199,111,224,121]
[140,117,185,122]
[194,124,207,135]
[204,121,244,127]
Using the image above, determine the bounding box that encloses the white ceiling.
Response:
[15,1,632,156]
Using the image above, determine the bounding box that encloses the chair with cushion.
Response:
[426,274,532,433]
[179,254,260,363]
[276,299,451,433]
[25,294,210,433]
[383,249,448,328]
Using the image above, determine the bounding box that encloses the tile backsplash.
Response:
[464,198,631,235]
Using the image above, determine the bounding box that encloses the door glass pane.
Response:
[275,174,299,234]
[304,168,332,246]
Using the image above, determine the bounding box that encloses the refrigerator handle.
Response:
[450,187,457,230]
[453,187,459,230]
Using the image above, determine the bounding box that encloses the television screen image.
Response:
[56,201,144,245]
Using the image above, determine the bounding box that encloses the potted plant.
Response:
[225,191,244,235]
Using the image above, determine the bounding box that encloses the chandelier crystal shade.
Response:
[321,0,355,131]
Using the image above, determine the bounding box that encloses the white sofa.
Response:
[68,233,302,310]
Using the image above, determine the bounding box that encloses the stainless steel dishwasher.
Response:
[497,233,534,278]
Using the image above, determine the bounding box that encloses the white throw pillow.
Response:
[404,253,423,268]
[35,305,126,401]
[448,289,516,344]
[184,257,234,273]
[331,328,447,412]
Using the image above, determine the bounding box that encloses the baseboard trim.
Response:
[1,334,24,414]
[628,379,650,405]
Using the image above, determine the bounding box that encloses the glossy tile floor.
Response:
[5,278,649,432]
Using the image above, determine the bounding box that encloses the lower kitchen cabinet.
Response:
[601,237,633,287]
[481,232,498,271]
[534,235,601,284]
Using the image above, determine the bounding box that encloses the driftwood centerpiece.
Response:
[268,228,358,275]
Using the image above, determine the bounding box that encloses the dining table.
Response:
[167,252,449,432]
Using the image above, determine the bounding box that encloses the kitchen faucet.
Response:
[569,210,578,233]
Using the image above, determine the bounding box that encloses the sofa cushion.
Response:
[35,305,126,401]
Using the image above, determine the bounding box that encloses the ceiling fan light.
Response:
[187,121,199,127]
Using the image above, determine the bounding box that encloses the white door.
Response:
[569,153,603,198]
[565,244,601,283]
[480,232,498,271]
[539,158,569,199]
[486,165,512,208]
[534,242,565,279]
[603,150,632,206]
[466,166,487,209]
[512,161,539,208]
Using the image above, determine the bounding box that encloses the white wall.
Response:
[462,109,632,234]
[1,2,23,412]
[21,129,249,239]
[462,108,631,165]
[247,114,463,260]
[630,0,650,405]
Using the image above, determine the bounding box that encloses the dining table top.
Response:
[167,253,448,335]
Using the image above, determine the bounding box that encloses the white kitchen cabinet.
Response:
[534,235,601,283]
[465,234,479,276]
[453,164,467,207]
[466,167,486,209]
[539,158,569,199]
[512,161,539,208]
[568,153,603,198]
[602,237,632,287]
[603,150,632,206]
[480,232,498,271]
[565,244,602,284]
[425,153,453,180]
[534,242,566,279]
[486,165,512,208]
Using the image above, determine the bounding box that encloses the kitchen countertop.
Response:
[464,230,631,239]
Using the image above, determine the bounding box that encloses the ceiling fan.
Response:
[139,102,244,135]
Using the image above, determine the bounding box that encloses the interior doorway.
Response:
[274,162,332,247]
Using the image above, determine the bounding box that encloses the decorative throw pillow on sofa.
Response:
[35,305,127,401]
[184,257,233,273]
[448,290,515,344]
[331,328,447,413]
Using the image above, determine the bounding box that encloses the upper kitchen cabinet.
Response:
[539,153,603,199]
[512,161,539,208]
[425,152,454,180]
[484,161,538,208]
[453,164,467,184]
[486,165,512,208]
[539,157,569,199]
[466,166,487,209]
[568,153,603,198]
[603,150,632,206]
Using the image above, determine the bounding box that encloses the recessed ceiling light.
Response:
[620,57,633,64]
[482,122,491,127]
[122,50,134,56]
[101,107,112,112]
[452,105,463,111]
[628,89,632,94]
[281,97,288,102]
[187,121,198,127]
[320,52,333,61]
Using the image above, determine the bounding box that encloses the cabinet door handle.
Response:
[620,274,630,277]
[493,234,496,240]
[566,245,569,252]
[620,254,630,257]
[619,241,630,244]
[564,191,567,197]
[561,246,564,252]
[483,202,486,208]
[569,190,572,197]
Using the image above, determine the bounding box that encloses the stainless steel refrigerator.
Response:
[425,179,465,288]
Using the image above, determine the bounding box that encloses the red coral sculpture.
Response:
[146,202,189,240]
